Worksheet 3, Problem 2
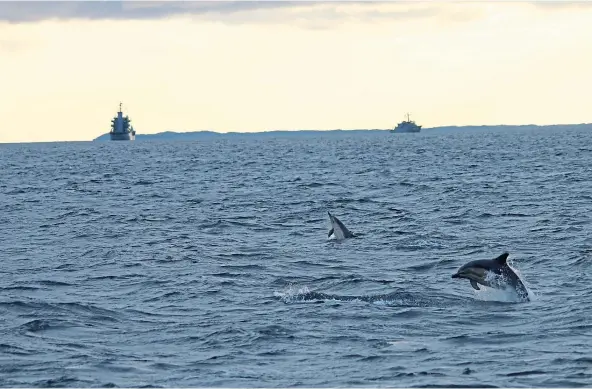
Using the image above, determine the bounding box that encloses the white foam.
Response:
[273,284,311,303]
[473,268,532,303]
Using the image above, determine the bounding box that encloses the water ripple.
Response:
[1,127,591,387]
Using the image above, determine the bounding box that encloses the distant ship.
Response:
[110,102,136,141]
[390,113,422,133]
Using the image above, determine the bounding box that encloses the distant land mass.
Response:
[92,123,592,141]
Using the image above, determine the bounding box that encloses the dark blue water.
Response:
[1,127,591,388]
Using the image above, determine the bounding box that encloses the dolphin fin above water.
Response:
[470,280,480,290]
[327,211,355,240]
[493,252,509,265]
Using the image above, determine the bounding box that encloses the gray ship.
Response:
[390,113,422,133]
[110,103,136,141]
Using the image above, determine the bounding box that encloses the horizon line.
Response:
[2,122,592,145]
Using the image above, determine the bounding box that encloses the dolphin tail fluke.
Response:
[328,228,334,237]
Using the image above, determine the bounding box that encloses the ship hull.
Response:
[391,128,421,133]
[110,132,135,141]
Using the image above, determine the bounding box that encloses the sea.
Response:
[1,126,591,388]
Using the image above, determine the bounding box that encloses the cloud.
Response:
[0,1,484,26]
[0,1,314,23]
[529,0,592,11]
[1,1,589,26]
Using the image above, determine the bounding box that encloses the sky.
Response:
[1,0,592,143]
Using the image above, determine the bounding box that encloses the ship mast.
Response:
[116,102,124,134]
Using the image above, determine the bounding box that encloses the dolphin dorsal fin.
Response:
[494,252,509,265]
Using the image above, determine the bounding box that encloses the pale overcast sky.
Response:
[1,1,591,143]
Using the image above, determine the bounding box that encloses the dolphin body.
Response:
[452,252,530,301]
[327,212,356,239]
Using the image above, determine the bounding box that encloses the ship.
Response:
[109,102,136,141]
[390,113,422,133]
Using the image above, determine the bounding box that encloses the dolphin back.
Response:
[334,215,355,238]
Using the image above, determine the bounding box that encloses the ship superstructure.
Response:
[110,102,136,141]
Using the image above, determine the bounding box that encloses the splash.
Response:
[474,269,533,303]
[274,284,360,304]
[472,284,524,303]
[273,284,314,304]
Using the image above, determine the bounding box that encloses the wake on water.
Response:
[274,260,535,307]
[274,285,437,307]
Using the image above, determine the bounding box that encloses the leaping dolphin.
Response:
[452,252,530,301]
[327,211,356,240]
